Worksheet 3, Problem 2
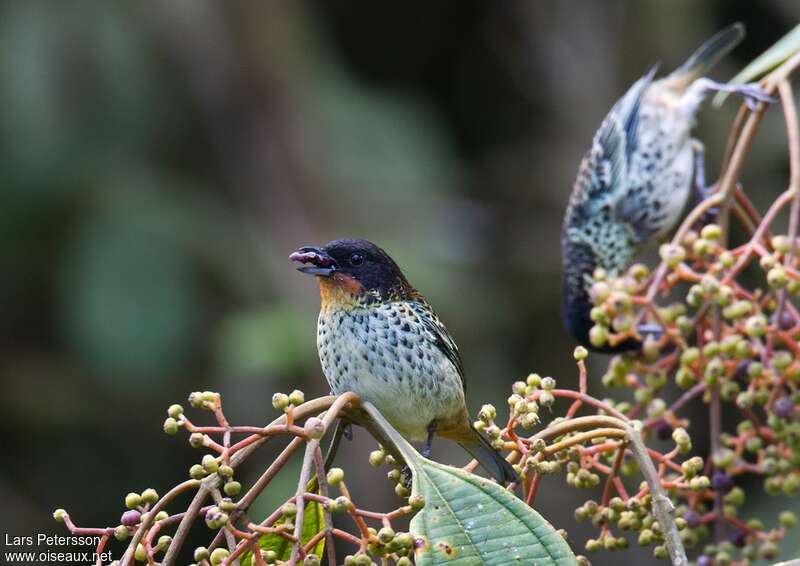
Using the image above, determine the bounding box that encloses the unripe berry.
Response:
[202,454,219,473]
[114,525,129,541]
[304,417,326,439]
[288,389,305,406]
[134,544,146,562]
[780,510,797,528]
[53,508,67,523]
[167,404,184,418]
[189,433,205,448]
[194,547,210,561]
[272,393,290,411]
[210,548,230,565]
[478,404,496,422]
[701,224,722,241]
[660,244,686,268]
[189,464,206,479]
[163,417,179,435]
[125,493,142,509]
[573,346,588,361]
[141,488,159,505]
[327,467,344,486]
[378,526,395,543]
[772,235,792,252]
[369,450,386,467]
[409,494,426,509]
[768,266,788,288]
[219,464,234,478]
[589,325,608,348]
[744,315,768,337]
[224,481,241,497]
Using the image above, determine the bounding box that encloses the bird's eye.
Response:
[349,253,364,266]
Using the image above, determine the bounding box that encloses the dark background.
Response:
[2,1,799,564]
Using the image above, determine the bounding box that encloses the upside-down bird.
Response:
[561,23,773,351]
[290,239,517,483]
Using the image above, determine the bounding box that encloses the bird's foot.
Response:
[696,78,777,111]
[422,420,437,459]
[637,323,663,341]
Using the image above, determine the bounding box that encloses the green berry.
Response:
[202,454,219,473]
[210,548,230,566]
[409,494,425,509]
[224,481,241,497]
[134,544,147,562]
[167,404,184,418]
[189,464,206,479]
[141,488,159,505]
[125,493,142,509]
[589,325,608,348]
[114,525,129,541]
[780,510,797,528]
[163,417,179,435]
[369,449,386,467]
[272,392,290,410]
[53,508,67,523]
[194,547,210,561]
[327,467,345,486]
[378,527,395,543]
[701,224,722,241]
[573,346,588,361]
[288,389,305,406]
[219,465,234,478]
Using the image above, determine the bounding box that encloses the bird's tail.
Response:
[459,427,518,484]
[669,23,745,87]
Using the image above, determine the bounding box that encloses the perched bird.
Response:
[561,23,773,351]
[290,239,517,483]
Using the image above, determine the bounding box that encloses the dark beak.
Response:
[289,246,337,277]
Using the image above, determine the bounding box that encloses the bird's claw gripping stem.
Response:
[695,78,778,111]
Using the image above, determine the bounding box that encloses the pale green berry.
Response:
[125,493,142,509]
[272,392,290,411]
[167,404,184,418]
[163,418,179,435]
[141,488,159,505]
[288,389,305,406]
[224,481,241,497]
[327,468,345,486]
[210,548,230,566]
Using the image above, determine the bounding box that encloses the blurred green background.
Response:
[2,1,799,564]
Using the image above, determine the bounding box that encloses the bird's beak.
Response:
[289,246,338,277]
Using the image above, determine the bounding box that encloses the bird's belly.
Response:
[317,308,466,441]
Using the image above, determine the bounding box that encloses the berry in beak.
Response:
[289,246,337,277]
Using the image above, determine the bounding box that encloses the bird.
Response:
[561,23,773,352]
[290,238,517,484]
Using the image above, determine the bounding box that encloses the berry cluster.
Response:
[53,390,425,565]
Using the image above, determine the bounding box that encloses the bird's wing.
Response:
[574,68,653,206]
[411,300,466,390]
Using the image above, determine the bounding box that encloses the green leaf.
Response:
[713,24,800,107]
[360,403,576,566]
[241,499,325,565]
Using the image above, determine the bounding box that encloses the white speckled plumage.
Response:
[318,299,467,441]
[561,24,748,349]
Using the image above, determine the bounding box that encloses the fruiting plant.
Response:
[53,35,800,566]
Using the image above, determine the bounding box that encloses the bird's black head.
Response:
[290,239,414,302]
